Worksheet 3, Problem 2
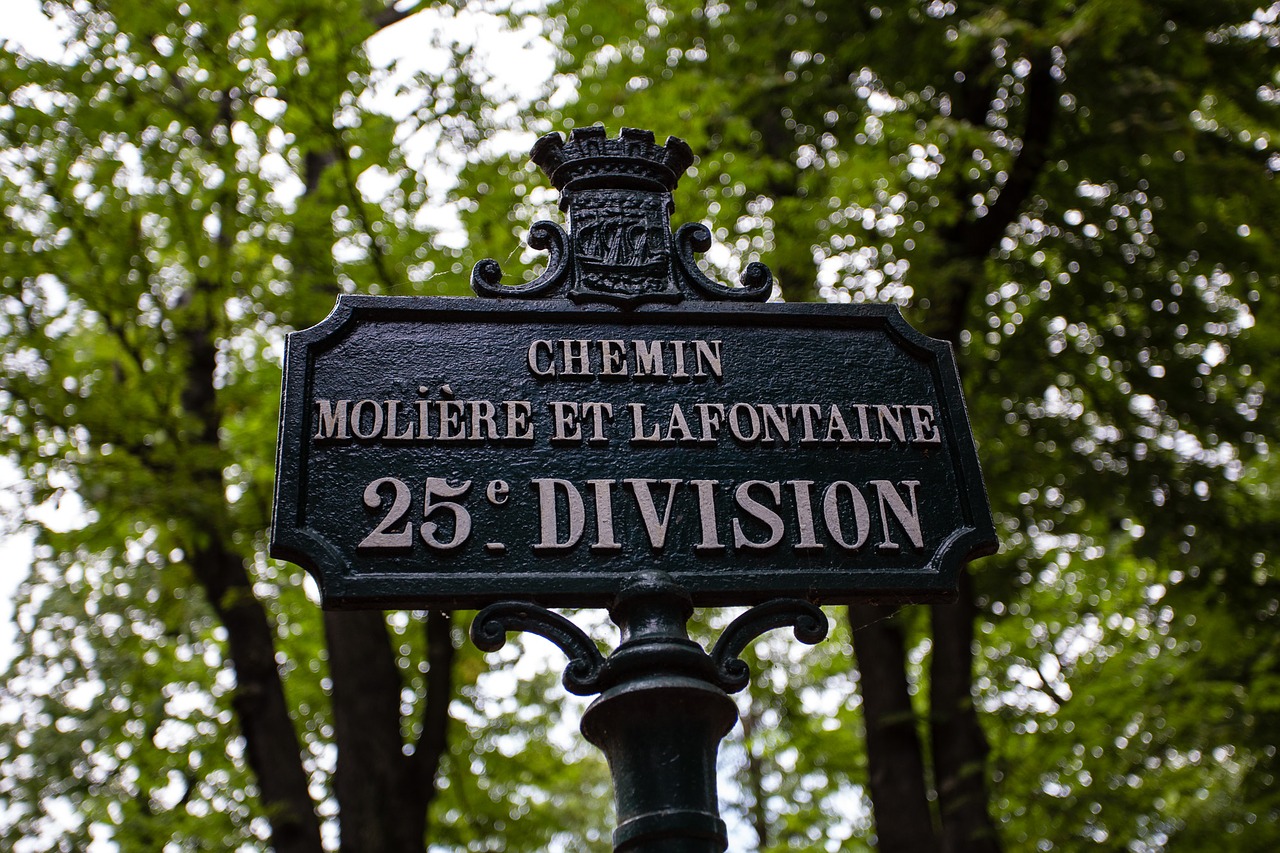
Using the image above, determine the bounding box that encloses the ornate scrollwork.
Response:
[472,127,775,306]
[673,223,773,302]
[709,600,829,693]
[470,220,571,299]
[470,601,607,695]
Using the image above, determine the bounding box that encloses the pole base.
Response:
[581,674,738,853]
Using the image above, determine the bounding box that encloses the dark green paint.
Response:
[270,294,995,609]
[472,569,829,853]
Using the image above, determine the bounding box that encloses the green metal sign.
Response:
[271,296,995,608]
[271,127,1000,853]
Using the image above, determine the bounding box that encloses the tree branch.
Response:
[409,610,456,833]
[337,146,399,291]
[947,51,1059,262]
[930,568,1001,853]
[191,541,324,853]
[173,86,323,852]
[370,2,421,33]
[850,603,939,852]
[931,50,1059,346]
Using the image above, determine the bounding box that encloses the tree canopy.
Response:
[2,1,1278,852]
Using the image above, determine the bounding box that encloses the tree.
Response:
[0,2,608,851]
[517,0,1279,849]
[3,1,1279,852]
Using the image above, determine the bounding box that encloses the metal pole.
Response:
[470,571,827,853]
[579,571,738,852]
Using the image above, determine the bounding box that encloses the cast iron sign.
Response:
[271,128,996,609]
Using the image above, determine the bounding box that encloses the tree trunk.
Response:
[323,609,455,852]
[191,540,325,853]
[850,604,938,853]
[408,611,456,842]
[739,690,772,850]
[181,310,324,853]
[325,610,424,852]
[930,569,1001,853]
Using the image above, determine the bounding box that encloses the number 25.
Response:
[358,477,472,551]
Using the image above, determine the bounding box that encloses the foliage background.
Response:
[1,1,1277,852]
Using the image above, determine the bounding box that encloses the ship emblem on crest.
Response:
[572,191,672,299]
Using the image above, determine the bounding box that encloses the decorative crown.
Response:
[473,126,772,306]
[530,126,695,198]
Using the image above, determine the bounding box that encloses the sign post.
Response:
[272,127,997,851]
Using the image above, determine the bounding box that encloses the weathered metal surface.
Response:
[270,295,995,609]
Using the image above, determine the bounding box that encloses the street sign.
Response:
[270,127,1001,853]
[271,296,995,608]
[270,127,997,608]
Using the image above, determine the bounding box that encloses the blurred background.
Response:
[1,1,1277,851]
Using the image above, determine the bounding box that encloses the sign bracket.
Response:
[473,569,828,852]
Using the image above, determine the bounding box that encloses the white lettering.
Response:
[690,479,724,551]
[560,339,591,376]
[825,404,853,443]
[823,481,870,550]
[875,405,907,444]
[625,478,682,551]
[909,405,942,443]
[351,399,384,440]
[532,478,585,551]
[872,479,924,551]
[759,404,790,445]
[581,402,614,444]
[528,340,556,377]
[599,340,628,376]
[549,401,582,443]
[633,340,666,377]
[504,400,533,441]
[664,403,694,443]
[788,480,822,551]
[436,399,464,441]
[314,399,350,439]
[628,403,662,444]
[693,340,723,379]
[468,400,500,440]
[789,403,823,445]
[670,340,689,379]
[587,479,621,552]
[383,400,416,440]
[729,403,761,442]
[732,480,785,550]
